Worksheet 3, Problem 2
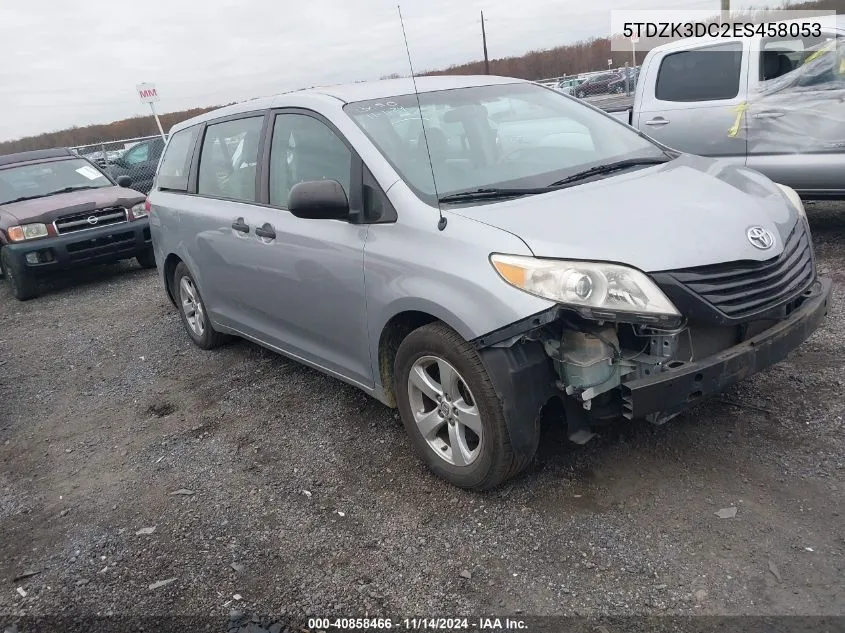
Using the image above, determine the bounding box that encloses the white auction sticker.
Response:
[75,165,103,180]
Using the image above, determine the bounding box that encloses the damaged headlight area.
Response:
[490,254,681,326]
[536,319,691,427]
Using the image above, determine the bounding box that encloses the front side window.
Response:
[344,82,663,205]
[757,33,844,90]
[0,158,111,204]
[655,42,743,102]
[157,126,200,191]
[269,114,352,208]
[123,143,150,165]
[197,116,263,202]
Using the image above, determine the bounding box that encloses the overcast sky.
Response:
[0,0,764,141]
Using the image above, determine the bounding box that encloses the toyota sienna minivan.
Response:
[148,75,831,490]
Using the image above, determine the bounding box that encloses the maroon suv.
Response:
[0,148,153,300]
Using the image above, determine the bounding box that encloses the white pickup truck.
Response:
[610,20,845,199]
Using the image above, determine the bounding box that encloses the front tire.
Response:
[172,262,226,350]
[394,322,527,491]
[1,248,39,301]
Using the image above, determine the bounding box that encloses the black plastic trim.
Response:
[620,278,832,420]
[478,341,557,462]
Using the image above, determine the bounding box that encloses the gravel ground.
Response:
[1,203,843,632]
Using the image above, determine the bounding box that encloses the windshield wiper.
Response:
[1,185,103,205]
[548,157,670,188]
[436,157,672,204]
[41,185,101,196]
[438,187,552,203]
[2,193,49,204]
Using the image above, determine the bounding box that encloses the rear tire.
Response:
[135,248,157,269]
[1,248,39,301]
[394,322,528,491]
[172,262,227,350]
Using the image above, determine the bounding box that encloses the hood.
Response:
[447,154,799,272]
[0,186,145,225]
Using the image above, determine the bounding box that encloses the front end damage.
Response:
[475,251,832,449]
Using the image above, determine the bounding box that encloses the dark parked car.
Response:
[0,148,154,300]
[574,72,625,98]
[107,137,165,194]
[607,68,640,94]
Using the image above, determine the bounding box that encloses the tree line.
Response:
[0,0,839,156]
[0,106,223,156]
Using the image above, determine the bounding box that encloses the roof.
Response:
[0,147,74,167]
[171,75,527,133]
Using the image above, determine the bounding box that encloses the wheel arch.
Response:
[376,305,473,408]
[162,253,183,307]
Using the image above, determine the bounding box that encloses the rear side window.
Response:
[197,116,264,202]
[656,42,743,102]
[157,126,200,191]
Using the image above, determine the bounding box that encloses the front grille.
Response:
[65,230,136,263]
[665,220,814,320]
[54,206,127,234]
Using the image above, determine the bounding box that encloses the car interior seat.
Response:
[762,50,795,80]
[290,125,350,193]
[223,129,260,201]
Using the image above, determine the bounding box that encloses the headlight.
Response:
[7,223,48,242]
[130,201,149,219]
[775,183,806,219]
[490,254,680,323]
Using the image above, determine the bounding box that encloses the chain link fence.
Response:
[70,134,166,195]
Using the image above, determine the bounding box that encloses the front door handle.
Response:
[753,111,785,119]
[255,223,276,240]
[232,218,250,233]
[644,117,669,126]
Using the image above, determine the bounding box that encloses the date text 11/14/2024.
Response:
[306,617,529,630]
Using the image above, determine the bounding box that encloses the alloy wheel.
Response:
[407,355,482,467]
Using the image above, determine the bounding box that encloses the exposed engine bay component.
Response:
[544,326,623,403]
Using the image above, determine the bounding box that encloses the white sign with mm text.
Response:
[136,83,160,103]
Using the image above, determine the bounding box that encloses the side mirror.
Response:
[116,175,132,188]
[288,179,349,220]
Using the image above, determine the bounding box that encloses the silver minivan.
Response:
[149,75,831,490]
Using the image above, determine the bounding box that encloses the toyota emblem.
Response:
[747,226,774,250]
[87,215,99,225]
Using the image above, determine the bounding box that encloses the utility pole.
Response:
[481,10,490,75]
[720,0,730,24]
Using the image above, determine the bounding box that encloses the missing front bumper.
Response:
[619,277,832,420]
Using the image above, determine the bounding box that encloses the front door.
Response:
[745,31,845,195]
[234,111,372,387]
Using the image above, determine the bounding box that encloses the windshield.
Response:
[344,82,663,205]
[0,158,112,205]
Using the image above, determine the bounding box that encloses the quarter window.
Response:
[197,116,264,202]
[656,42,743,102]
[157,126,200,192]
[269,114,352,208]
